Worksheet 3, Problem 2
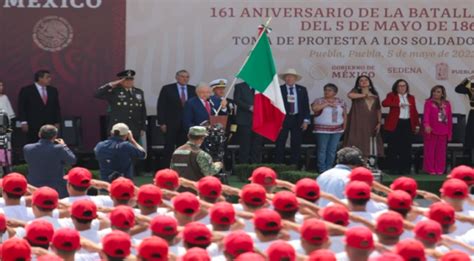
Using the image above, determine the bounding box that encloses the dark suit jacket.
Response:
[183,97,210,131]
[280,84,310,126]
[157,83,196,130]
[234,82,255,126]
[23,139,76,198]
[18,84,61,130]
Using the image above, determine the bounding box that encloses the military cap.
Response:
[210,79,227,89]
[189,126,208,137]
[117,70,136,79]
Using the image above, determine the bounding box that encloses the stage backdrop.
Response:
[127,0,474,118]
[0,0,125,149]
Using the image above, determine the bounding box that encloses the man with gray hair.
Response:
[23,124,76,198]
[316,146,365,206]
[183,82,213,131]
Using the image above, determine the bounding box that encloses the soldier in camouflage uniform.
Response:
[95,70,147,141]
[171,126,223,183]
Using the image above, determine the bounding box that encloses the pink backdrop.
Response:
[0,0,126,149]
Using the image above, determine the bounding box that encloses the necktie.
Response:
[289,87,295,114]
[180,87,186,105]
[41,87,48,105]
[205,100,211,115]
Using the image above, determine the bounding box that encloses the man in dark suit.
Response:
[157,70,196,166]
[183,82,212,131]
[18,70,61,143]
[95,70,147,141]
[234,81,263,164]
[23,125,76,198]
[275,68,310,166]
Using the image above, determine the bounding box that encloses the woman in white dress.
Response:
[0,81,15,166]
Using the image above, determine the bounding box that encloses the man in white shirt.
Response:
[289,218,330,255]
[320,204,350,253]
[248,166,278,193]
[336,226,374,261]
[179,222,219,256]
[24,219,54,250]
[101,230,132,261]
[28,186,63,226]
[170,192,201,226]
[149,215,181,254]
[317,147,364,207]
[137,236,170,261]
[98,205,135,240]
[266,240,296,261]
[251,208,286,252]
[1,173,30,221]
[394,239,427,261]
[344,181,376,226]
[51,227,100,261]
[220,231,254,260]
[59,199,103,244]
[1,237,32,261]
[373,211,404,248]
[60,167,113,208]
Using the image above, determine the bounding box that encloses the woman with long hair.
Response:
[343,75,384,164]
[423,85,452,175]
[0,80,15,167]
[382,79,420,175]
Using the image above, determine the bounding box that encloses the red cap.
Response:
[300,218,329,245]
[428,202,455,226]
[1,173,27,196]
[110,177,135,200]
[308,249,336,261]
[1,238,31,261]
[266,240,296,261]
[209,201,236,225]
[320,204,350,226]
[390,177,418,199]
[0,213,6,232]
[369,253,404,261]
[394,239,426,261]
[345,181,371,200]
[272,190,299,212]
[102,230,131,258]
[294,178,320,201]
[37,254,63,261]
[154,169,179,190]
[223,231,254,258]
[235,253,265,261]
[181,247,210,261]
[71,199,97,220]
[150,215,178,236]
[172,192,200,216]
[440,178,468,199]
[253,208,282,232]
[197,176,222,199]
[375,211,404,236]
[52,228,80,251]
[25,220,54,246]
[248,167,277,186]
[32,186,59,210]
[344,226,374,250]
[414,219,442,243]
[110,205,135,229]
[240,183,266,206]
[182,222,212,246]
[137,184,163,207]
[448,165,474,186]
[63,167,92,188]
[137,236,168,261]
[440,250,471,261]
[387,190,412,210]
[349,167,374,186]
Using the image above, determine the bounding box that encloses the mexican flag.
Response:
[236,31,286,141]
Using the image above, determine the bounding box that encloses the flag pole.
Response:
[215,17,273,115]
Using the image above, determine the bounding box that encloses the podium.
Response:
[209,115,228,128]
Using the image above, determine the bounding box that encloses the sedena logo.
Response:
[3,0,102,8]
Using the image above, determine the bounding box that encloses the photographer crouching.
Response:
[171,126,223,191]
[94,123,146,182]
